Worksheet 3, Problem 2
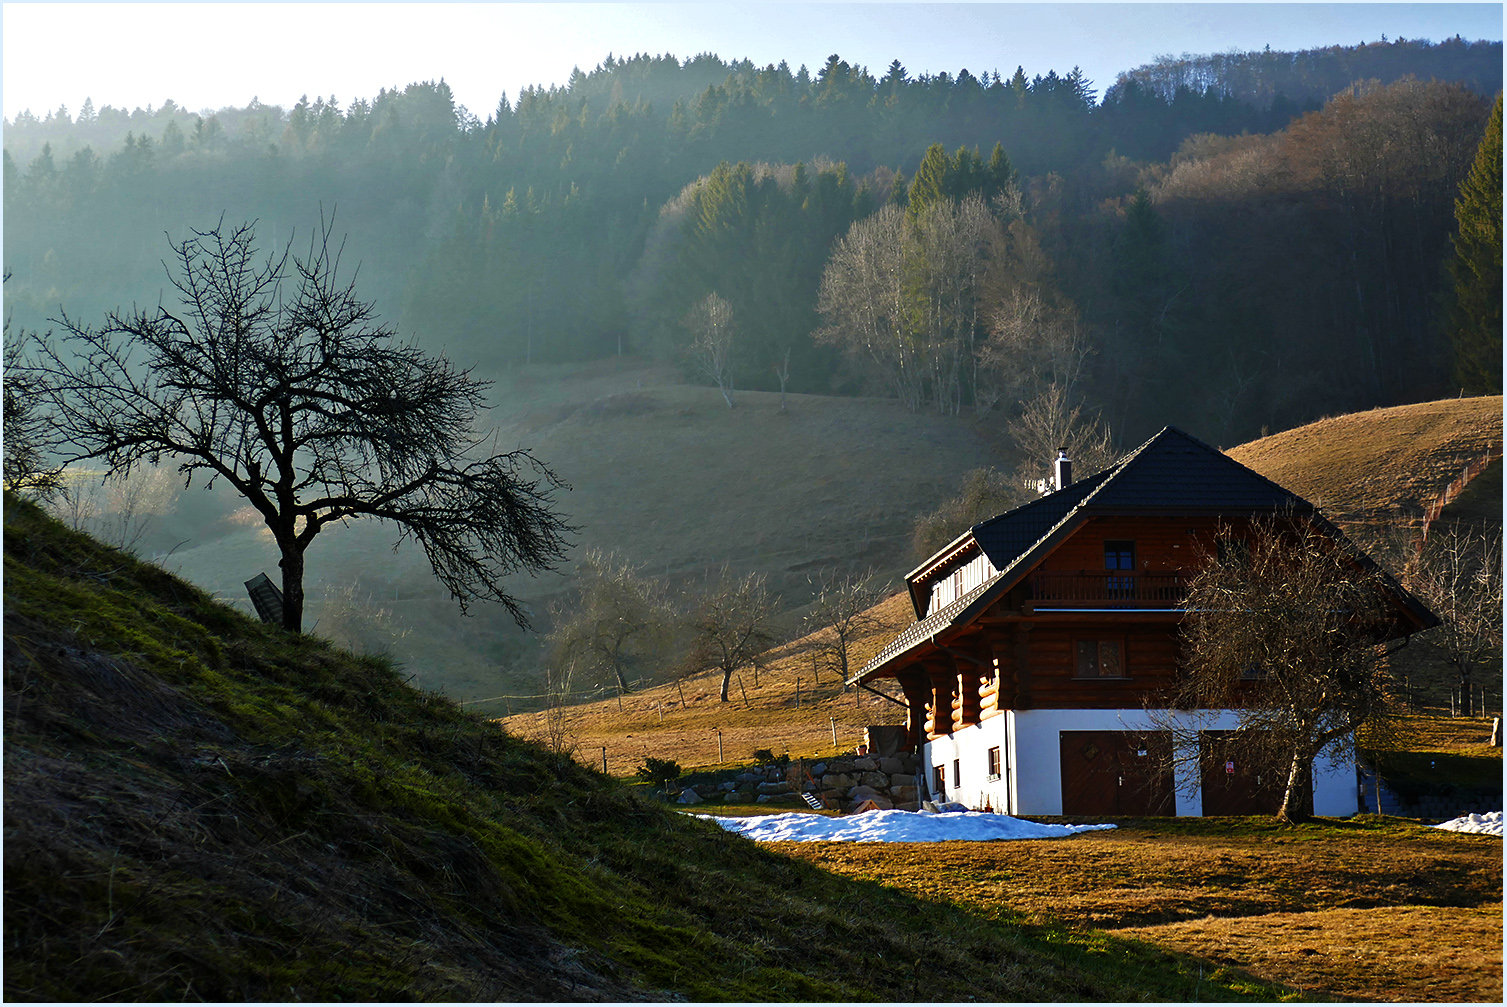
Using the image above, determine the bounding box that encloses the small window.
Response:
[1075,639,1126,678]
[933,765,946,793]
[953,758,961,788]
[986,746,1002,781]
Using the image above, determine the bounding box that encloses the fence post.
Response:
[601,746,607,774]
[717,729,723,763]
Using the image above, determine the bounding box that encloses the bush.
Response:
[636,756,683,790]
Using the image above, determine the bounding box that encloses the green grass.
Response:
[4,496,1295,1002]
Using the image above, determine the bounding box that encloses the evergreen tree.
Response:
[1447,92,1502,393]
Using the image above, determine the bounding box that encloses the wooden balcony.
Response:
[1027,571,1188,610]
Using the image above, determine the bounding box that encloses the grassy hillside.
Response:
[5,497,1292,1001]
[1225,396,1502,533]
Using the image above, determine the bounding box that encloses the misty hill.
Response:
[151,357,1006,705]
[3,495,1270,1001]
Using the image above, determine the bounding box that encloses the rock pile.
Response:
[677,752,925,812]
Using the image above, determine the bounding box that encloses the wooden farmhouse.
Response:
[851,427,1437,817]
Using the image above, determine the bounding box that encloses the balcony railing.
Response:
[1027,571,1188,609]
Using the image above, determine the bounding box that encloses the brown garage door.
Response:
[1059,730,1174,816]
[1198,731,1292,816]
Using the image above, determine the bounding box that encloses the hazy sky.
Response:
[3,3,1502,121]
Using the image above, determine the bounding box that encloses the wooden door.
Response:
[1198,731,1288,816]
[1059,731,1174,816]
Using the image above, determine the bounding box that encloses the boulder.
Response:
[826,759,855,774]
[734,772,761,784]
[811,762,828,776]
[889,773,916,788]
[859,771,889,789]
[877,756,905,775]
[890,785,919,803]
[821,773,857,790]
[896,800,923,812]
[677,789,703,805]
[757,781,793,795]
[849,784,885,804]
[898,753,920,773]
[819,789,844,806]
[854,756,878,772]
[720,782,737,792]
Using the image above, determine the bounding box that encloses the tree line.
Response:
[4,38,1499,449]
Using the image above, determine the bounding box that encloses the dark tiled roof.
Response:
[852,426,1392,684]
[1082,426,1312,513]
[971,469,1111,570]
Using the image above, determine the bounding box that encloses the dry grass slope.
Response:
[1225,395,1502,533]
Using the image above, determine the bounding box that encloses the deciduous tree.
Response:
[686,568,779,703]
[685,291,737,407]
[1166,517,1416,823]
[804,568,887,685]
[546,549,674,695]
[18,217,571,632]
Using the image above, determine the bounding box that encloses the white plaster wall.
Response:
[923,709,1359,818]
[920,719,1011,813]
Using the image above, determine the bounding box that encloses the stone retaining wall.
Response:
[675,753,926,812]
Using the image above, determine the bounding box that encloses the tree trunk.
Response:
[719,666,733,702]
[1276,750,1312,825]
[612,665,632,695]
[278,540,305,633]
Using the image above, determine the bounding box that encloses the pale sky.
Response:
[2,3,1502,122]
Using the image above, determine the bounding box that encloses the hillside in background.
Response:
[1226,396,1502,536]
[518,395,1503,754]
[146,357,1009,705]
[3,496,1284,1002]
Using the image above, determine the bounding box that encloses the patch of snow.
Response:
[1433,811,1503,836]
[698,808,1116,843]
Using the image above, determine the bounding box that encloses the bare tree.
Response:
[546,548,674,695]
[2,285,62,499]
[981,287,1092,410]
[1407,523,1503,715]
[16,217,571,631]
[804,567,887,687]
[819,196,998,415]
[817,203,923,410]
[906,193,999,415]
[49,463,178,555]
[1164,517,1408,824]
[536,655,580,773]
[773,346,792,413]
[1008,383,1119,493]
[313,575,414,657]
[686,568,779,703]
[685,292,737,408]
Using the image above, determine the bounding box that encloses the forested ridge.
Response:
[4,35,1501,445]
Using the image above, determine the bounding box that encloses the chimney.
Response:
[1053,448,1072,492]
